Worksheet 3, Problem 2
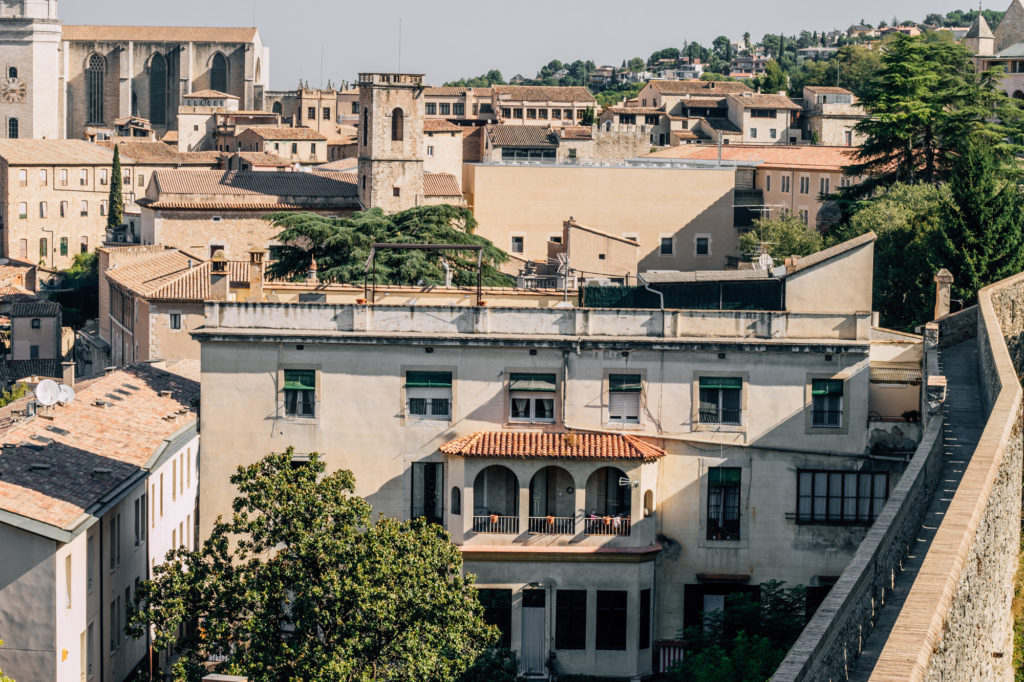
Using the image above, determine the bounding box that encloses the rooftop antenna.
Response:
[57,384,75,405]
[34,379,59,408]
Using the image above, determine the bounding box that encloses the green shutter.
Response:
[509,373,557,392]
[811,379,844,396]
[699,377,743,390]
[709,467,741,485]
[609,374,642,392]
[283,369,316,391]
[406,371,452,388]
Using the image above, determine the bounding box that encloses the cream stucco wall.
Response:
[0,523,56,681]
[423,129,463,179]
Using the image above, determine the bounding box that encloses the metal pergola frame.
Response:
[363,243,484,305]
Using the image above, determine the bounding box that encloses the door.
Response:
[521,588,546,675]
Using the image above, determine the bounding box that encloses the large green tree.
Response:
[265,205,510,286]
[106,144,124,230]
[738,214,823,264]
[757,60,788,94]
[127,451,498,682]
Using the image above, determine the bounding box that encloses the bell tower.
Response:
[0,0,61,139]
[356,73,425,213]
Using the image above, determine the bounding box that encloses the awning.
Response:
[609,374,642,392]
[812,379,844,396]
[869,365,922,384]
[509,373,557,392]
[699,377,742,390]
[283,369,315,390]
[406,371,452,388]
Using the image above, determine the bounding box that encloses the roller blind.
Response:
[283,369,315,391]
[406,371,452,388]
[699,377,742,390]
[510,373,556,392]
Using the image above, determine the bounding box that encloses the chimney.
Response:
[210,250,230,301]
[306,256,319,285]
[247,247,267,302]
[933,269,954,320]
[61,361,74,387]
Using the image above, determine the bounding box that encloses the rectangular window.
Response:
[639,588,651,650]
[323,107,330,120]
[513,108,522,119]
[698,377,742,425]
[39,169,47,185]
[100,200,107,216]
[538,108,548,119]
[65,554,72,608]
[99,169,108,185]
[29,344,39,359]
[39,237,47,259]
[501,107,511,118]
[595,591,628,650]
[453,103,464,116]
[749,128,757,138]
[811,379,843,427]
[18,202,26,219]
[87,535,94,592]
[283,369,316,417]
[172,460,177,501]
[60,237,67,256]
[608,374,641,424]
[526,108,537,119]
[406,371,452,420]
[137,173,145,187]
[439,103,451,115]
[426,102,437,115]
[556,590,587,649]
[291,143,298,154]
[797,469,889,524]
[80,169,88,186]
[17,169,26,186]
[509,373,556,423]
[478,589,512,649]
[820,177,830,195]
[695,236,710,256]
[766,175,771,192]
[799,209,809,225]
[707,467,741,540]
[426,145,434,156]
[87,622,94,676]
[186,450,191,489]
[60,200,67,218]
[133,498,140,546]
[411,462,443,523]
[109,600,117,652]
[551,108,561,119]
[511,235,524,253]
[800,176,810,194]
[307,107,316,120]
[140,493,147,541]
[60,168,68,186]
[770,128,777,139]
[781,175,790,193]
[311,143,316,155]
[750,108,777,118]
[352,101,360,114]
[39,201,46,218]
[81,200,88,216]
[169,313,181,330]
[159,474,163,517]
[660,237,673,255]
[81,235,88,254]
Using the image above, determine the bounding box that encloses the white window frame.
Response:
[510,234,525,254]
[659,234,674,256]
[694,233,711,257]
[407,385,452,421]
[607,373,642,425]
[509,392,556,423]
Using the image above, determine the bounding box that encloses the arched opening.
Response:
[528,466,575,534]
[8,118,18,139]
[7,67,16,79]
[643,489,654,517]
[585,467,631,535]
[472,465,519,533]
[86,54,105,124]
[1014,90,1024,100]
[131,90,138,117]
[210,53,228,93]
[149,53,168,126]
[391,107,404,141]
[362,109,368,146]
[450,487,461,515]
[254,58,261,84]
[272,101,282,115]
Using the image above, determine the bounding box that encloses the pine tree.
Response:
[106,144,124,230]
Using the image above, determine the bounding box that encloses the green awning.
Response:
[510,373,557,392]
[284,369,316,391]
[709,467,741,485]
[406,371,452,388]
[699,377,742,390]
[812,379,844,396]
[610,374,642,392]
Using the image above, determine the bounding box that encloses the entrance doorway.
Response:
[521,588,546,675]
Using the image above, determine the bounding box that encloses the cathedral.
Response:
[0,0,269,140]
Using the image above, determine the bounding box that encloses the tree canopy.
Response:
[739,214,823,264]
[127,450,499,682]
[0,639,12,682]
[265,205,511,287]
[107,144,124,230]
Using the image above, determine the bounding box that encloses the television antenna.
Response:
[57,384,76,405]
[34,379,60,407]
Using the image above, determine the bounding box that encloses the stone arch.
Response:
[585,466,630,517]
[210,52,228,93]
[86,53,106,124]
[450,486,461,515]
[272,101,282,115]
[7,66,15,79]
[528,466,575,518]
[391,107,404,141]
[148,52,168,126]
[1014,90,1024,100]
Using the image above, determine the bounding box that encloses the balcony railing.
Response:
[528,516,575,535]
[584,516,631,536]
[473,515,519,534]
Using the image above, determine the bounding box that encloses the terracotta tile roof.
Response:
[440,431,665,461]
[242,126,327,141]
[0,365,199,531]
[492,85,595,103]
[557,126,593,140]
[151,169,358,198]
[183,89,238,99]
[423,173,461,197]
[803,85,854,95]
[319,158,359,171]
[96,141,221,166]
[61,25,259,43]
[0,284,37,303]
[106,250,248,301]
[0,360,60,385]
[727,93,802,110]
[869,364,923,384]
[0,140,116,166]
[672,130,699,140]
[701,117,743,133]
[486,125,558,148]
[645,144,857,170]
[11,301,59,317]
[424,87,470,96]
[648,79,752,95]
[679,97,728,108]
[424,119,463,132]
[229,151,291,166]
[606,106,664,115]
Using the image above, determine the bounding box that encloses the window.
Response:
[169,313,181,330]
[29,344,39,359]
[65,554,72,608]
[351,101,359,114]
[81,200,88,216]
[60,200,67,218]
[695,236,710,256]
[526,108,537,119]
[406,371,452,420]
[481,103,493,114]
[37,201,47,219]
[323,107,331,120]
[109,599,118,652]
[556,590,587,649]
[7,67,14,79]
[172,459,177,501]
[425,102,437,115]
[17,202,26,219]
[133,498,140,546]
[811,379,843,428]
[799,176,810,194]
[8,118,17,139]
[307,107,316,120]
[80,236,88,253]
[87,536,94,592]
[453,103,464,116]
[510,235,524,253]
[749,128,757,138]
[501,107,511,118]
[478,589,512,649]
[99,169,108,185]
[639,588,651,650]
[39,169,47,185]
[707,467,741,540]
[60,237,67,256]
[660,237,673,255]
[595,591,627,650]
[39,237,47,259]
[87,622,94,676]
[509,373,556,423]
[781,175,791,193]
[99,200,108,216]
[137,173,145,187]
[799,209,809,225]
[411,462,443,523]
[513,108,522,118]
[770,128,777,139]
[439,103,451,115]
[140,493,147,541]
[426,145,434,156]
[17,169,26,186]
[311,143,316,155]
[60,168,68,186]
[283,369,316,417]
[30,317,41,329]
[392,187,400,197]
[149,53,168,126]
[291,142,298,154]
[391,108,404,141]
[751,108,776,118]
[766,174,771,192]
[564,109,573,119]
[538,108,548,119]
[608,374,641,424]
[80,169,88,185]
[550,108,561,120]
[797,470,889,524]
[820,177,830,195]
[698,377,742,425]
[211,52,228,92]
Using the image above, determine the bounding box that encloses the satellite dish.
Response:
[34,379,60,407]
[57,384,75,405]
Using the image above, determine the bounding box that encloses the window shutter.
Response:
[510,373,557,392]
[811,379,844,396]
[699,377,742,390]
[609,374,642,392]
[406,371,452,388]
[283,370,315,390]
[608,392,639,418]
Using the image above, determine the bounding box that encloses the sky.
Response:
[61,0,993,89]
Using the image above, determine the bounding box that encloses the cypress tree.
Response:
[107,144,124,230]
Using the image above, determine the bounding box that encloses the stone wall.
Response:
[935,304,979,349]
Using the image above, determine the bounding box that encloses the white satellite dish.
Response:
[34,379,60,407]
[57,384,75,405]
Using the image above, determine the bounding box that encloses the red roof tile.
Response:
[645,144,856,170]
[492,85,595,103]
[440,431,665,461]
[423,173,461,197]
[424,119,463,132]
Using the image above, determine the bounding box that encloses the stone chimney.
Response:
[210,250,230,302]
[61,361,74,387]
[247,247,267,302]
[933,268,954,320]
[306,256,319,285]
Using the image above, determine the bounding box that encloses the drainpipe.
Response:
[440,258,452,287]
[637,272,665,336]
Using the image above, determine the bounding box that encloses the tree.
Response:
[48,252,99,328]
[738,214,823,264]
[758,60,787,93]
[712,35,732,58]
[264,205,510,286]
[0,383,28,408]
[743,32,751,50]
[627,57,646,72]
[107,144,124,230]
[0,640,13,682]
[127,451,499,682]
[648,47,680,65]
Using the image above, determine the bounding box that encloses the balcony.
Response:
[473,515,519,534]
[528,516,575,534]
[584,516,631,536]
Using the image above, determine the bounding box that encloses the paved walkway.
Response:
[849,340,985,681]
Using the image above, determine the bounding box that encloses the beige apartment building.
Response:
[235,126,327,165]
[192,233,923,678]
[800,86,866,146]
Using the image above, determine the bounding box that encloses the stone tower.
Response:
[0,0,61,139]
[966,12,995,56]
[356,73,425,213]
[995,0,1024,53]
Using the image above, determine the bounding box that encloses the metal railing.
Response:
[528,516,575,535]
[584,516,631,536]
[811,410,843,428]
[473,515,519,534]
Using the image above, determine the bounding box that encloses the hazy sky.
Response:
[61,0,993,89]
